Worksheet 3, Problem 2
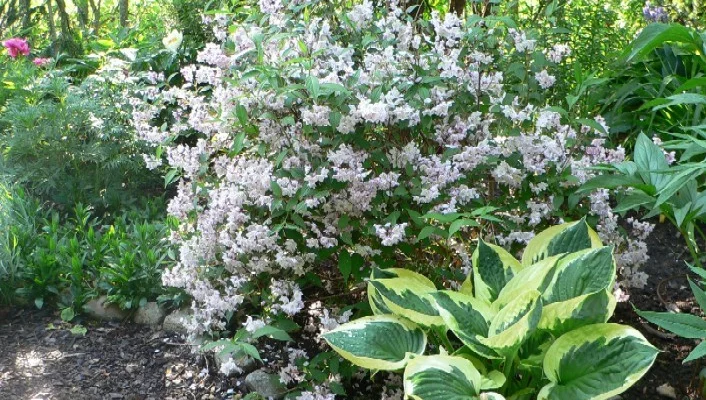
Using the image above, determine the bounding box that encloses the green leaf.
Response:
[35,298,44,309]
[270,181,283,197]
[543,247,616,303]
[403,355,482,399]
[480,370,506,390]
[306,76,320,98]
[688,278,706,312]
[649,93,706,111]
[61,308,75,322]
[683,340,706,363]
[471,240,523,303]
[250,325,293,341]
[370,275,443,327]
[636,309,706,338]
[432,291,498,359]
[521,219,602,266]
[236,104,248,125]
[339,251,352,282]
[613,192,655,213]
[321,315,426,370]
[70,324,88,336]
[239,342,263,362]
[623,23,697,63]
[448,218,479,237]
[480,290,542,357]
[578,174,644,193]
[539,323,658,400]
[538,290,615,336]
[634,133,670,191]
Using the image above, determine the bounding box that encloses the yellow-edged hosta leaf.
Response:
[538,323,658,400]
[480,370,506,390]
[371,275,443,327]
[469,240,523,303]
[480,290,542,357]
[494,255,562,309]
[521,219,602,266]
[403,354,482,400]
[542,246,616,304]
[538,290,615,335]
[368,268,436,315]
[432,290,499,359]
[321,315,426,371]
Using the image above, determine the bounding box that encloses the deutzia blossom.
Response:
[535,70,556,89]
[374,223,408,246]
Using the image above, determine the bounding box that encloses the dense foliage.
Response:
[2,0,706,398]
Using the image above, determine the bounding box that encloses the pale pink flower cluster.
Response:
[130,1,651,334]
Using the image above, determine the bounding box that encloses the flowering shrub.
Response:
[132,1,650,339]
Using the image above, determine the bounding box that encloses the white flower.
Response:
[163,30,183,53]
[535,70,556,89]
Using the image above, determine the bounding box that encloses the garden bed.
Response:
[0,220,703,400]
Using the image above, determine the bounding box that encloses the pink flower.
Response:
[2,37,30,58]
[32,57,51,67]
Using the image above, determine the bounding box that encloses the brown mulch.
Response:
[1,220,705,400]
[0,312,243,400]
[619,221,705,400]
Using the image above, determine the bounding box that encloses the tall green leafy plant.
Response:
[581,132,706,266]
[322,220,658,399]
[0,71,161,213]
[602,23,706,144]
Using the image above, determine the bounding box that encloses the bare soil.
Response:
[0,220,704,400]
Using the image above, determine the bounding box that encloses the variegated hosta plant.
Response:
[322,220,658,400]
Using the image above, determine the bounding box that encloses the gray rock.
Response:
[244,369,286,399]
[82,296,128,322]
[162,309,192,333]
[133,302,167,326]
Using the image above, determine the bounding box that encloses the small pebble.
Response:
[656,383,677,399]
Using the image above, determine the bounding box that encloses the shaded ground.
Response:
[1,220,705,400]
[620,221,705,400]
[0,312,243,400]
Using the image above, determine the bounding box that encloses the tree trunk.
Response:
[75,0,89,31]
[20,0,31,31]
[118,0,128,27]
[45,0,58,56]
[89,0,101,33]
[450,0,465,16]
[54,0,72,38]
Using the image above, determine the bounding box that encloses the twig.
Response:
[640,321,676,340]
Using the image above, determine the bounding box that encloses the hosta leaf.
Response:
[538,323,658,400]
[635,309,706,338]
[538,290,615,335]
[432,291,499,359]
[371,275,443,327]
[403,355,482,400]
[543,247,616,303]
[521,219,602,266]
[368,268,436,315]
[480,370,506,390]
[495,255,562,308]
[479,394,506,400]
[321,315,426,371]
[469,240,523,303]
[481,290,542,357]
